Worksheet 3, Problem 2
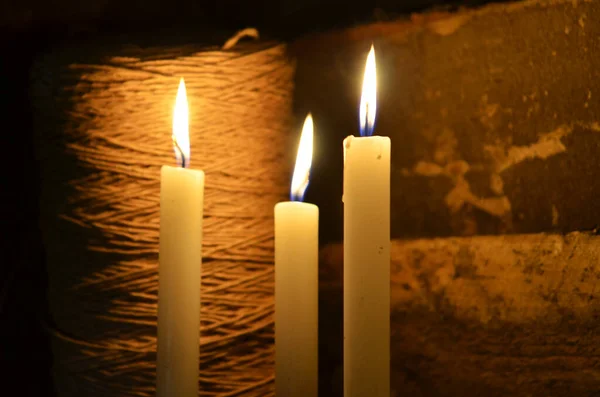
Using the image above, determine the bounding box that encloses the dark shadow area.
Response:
[0,29,56,397]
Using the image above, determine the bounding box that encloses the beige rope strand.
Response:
[32,42,294,396]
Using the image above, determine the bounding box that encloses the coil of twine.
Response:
[31,38,295,396]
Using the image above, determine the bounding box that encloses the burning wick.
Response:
[359,44,376,137]
[172,137,187,168]
[360,103,371,137]
[290,114,314,202]
[172,77,190,168]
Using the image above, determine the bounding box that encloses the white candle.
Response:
[157,78,204,397]
[275,114,319,397]
[343,45,390,397]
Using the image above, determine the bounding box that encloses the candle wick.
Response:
[172,138,187,168]
[360,103,370,137]
[366,103,369,136]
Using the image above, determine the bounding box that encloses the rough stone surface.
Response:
[291,0,600,243]
[320,232,600,396]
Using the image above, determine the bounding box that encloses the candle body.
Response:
[157,165,204,397]
[275,202,319,397]
[343,136,390,397]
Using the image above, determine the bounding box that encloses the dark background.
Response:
[0,0,503,395]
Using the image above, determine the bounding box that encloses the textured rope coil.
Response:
[32,42,294,396]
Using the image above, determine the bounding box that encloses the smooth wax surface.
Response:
[275,201,319,397]
[343,135,390,397]
[157,165,204,397]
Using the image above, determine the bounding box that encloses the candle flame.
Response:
[173,78,190,167]
[290,114,314,202]
[359,45,377,137]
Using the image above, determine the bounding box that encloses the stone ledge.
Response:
[319,232,600,396]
